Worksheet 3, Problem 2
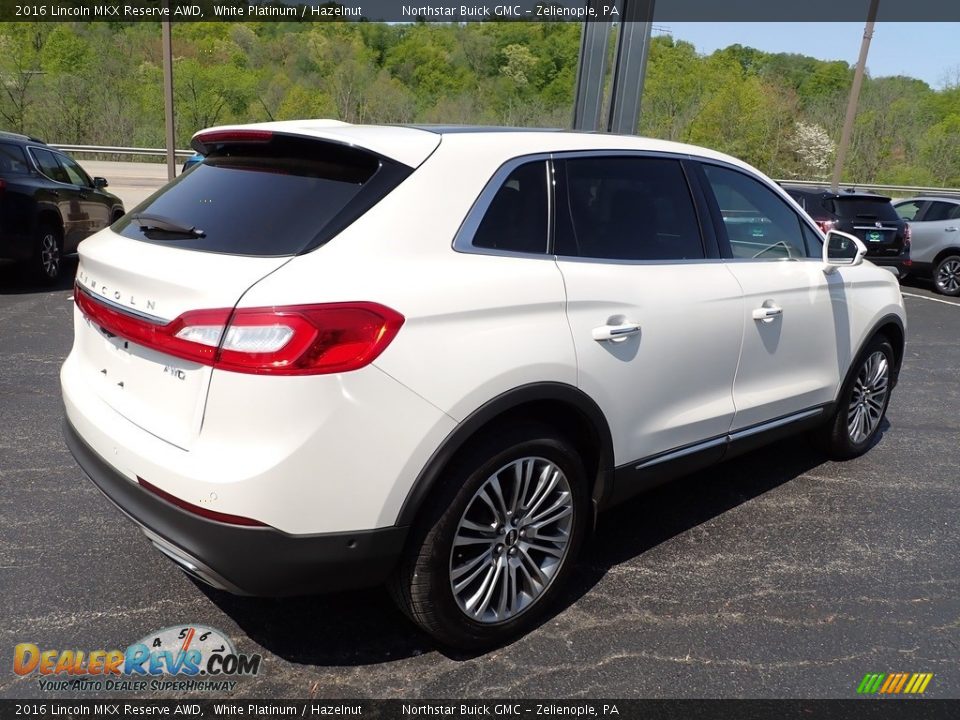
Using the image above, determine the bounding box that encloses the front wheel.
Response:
[813,335,894,460]
[933,254,960,296]
[391,423,588,649]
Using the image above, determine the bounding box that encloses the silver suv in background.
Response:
[894,196,960,296]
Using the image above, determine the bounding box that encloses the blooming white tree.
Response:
[789,121,836,179]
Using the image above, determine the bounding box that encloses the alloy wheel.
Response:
[40,233,61,278]
[449,456,574,624]
[847,350,889,445]
[935,258,960,294]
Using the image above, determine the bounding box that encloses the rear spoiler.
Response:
[191,120,441,169]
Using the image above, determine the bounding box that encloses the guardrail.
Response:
[51,144,194,159]
[773,178,960,197]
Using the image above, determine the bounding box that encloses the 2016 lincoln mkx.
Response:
[61,122,906,648]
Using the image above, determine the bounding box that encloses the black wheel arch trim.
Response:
[395,382,615,527]
[855,313,905,391]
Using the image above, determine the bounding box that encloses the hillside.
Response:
[2,21,958,184]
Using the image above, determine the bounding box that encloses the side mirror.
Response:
[823,229,867,271]
[93,177,109,189]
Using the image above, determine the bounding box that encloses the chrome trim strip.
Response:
[634,436,726,470]
[27,145,91,188]
[728,407,825,442]
[452,152,553,258]
[75,285,168,325]
[632,406,827,471]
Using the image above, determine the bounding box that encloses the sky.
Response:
[662,23,960,89]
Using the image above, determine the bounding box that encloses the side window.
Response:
[0,142,30,174]
[949,204,960,220]
[895,201,925,221]
[801,223,823,256]
[57,154,92,187]
[921,202,954,222]
[30,148,69,184]
[555,156,704,261]
[471,161,548,254]
[703,164,809,260]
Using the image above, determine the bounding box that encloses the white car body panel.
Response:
[557,259,743,464]
[61,122,907,548]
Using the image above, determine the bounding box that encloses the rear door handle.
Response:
[752,305,783,322]
[592,322,641,342]
[945,227,957,232]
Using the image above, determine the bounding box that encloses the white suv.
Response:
[61,122,906,648]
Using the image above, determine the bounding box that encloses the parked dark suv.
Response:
[781,185,911,279]
[1,131,124,283]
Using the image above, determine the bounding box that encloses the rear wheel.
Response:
[813,335,894,460]
[391,423,588,649]
[933,254,960,296]
[32,223,63,284]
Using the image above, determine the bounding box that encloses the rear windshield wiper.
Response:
[132,213,205,238]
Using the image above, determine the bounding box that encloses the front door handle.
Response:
[945,227,957,232]
[592,322,641,342]
[752,305,783,322]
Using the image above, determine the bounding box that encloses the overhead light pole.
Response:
[162,3,176,181]
[831,0,880,192]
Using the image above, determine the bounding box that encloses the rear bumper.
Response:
[63,419,407,596]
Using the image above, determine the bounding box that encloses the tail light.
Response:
[815,219,836,234]
[74,285,404,376]
[192,129,273,154]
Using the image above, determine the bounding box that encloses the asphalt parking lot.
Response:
[0,262,957,700]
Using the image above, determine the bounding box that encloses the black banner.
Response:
[6,0,960,23]
[0,700,958,720]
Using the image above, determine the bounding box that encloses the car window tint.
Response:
[555,157,704,261]
[472,161,548,254]
[31,148,70,184]
[923,201,956,222]
[895,201,924,221]
[57,154,91,187]
[114,135,394,257]
[801,223,823,257]
[0,142,30,174]
[949,204,960,220]
[703,164,807,260]
[831,197,899,221]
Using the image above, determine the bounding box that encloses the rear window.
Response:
[114,135,409,256]
[830,197,899,221]
[0,142,30,175]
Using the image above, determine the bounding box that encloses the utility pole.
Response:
[162,4,176,181]
[831,0,880,192]
[573,0,655,133]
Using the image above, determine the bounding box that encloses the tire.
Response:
[933,254,960,296]
[390,422,588,649]
[32,222,64,284]
[813,335,894,460]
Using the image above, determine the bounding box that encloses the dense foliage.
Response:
[1,21,958,185]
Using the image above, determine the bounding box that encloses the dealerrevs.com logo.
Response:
[13,625,262,692]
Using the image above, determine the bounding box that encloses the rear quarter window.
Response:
[0,142,30,175]
[114,135,409,257]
